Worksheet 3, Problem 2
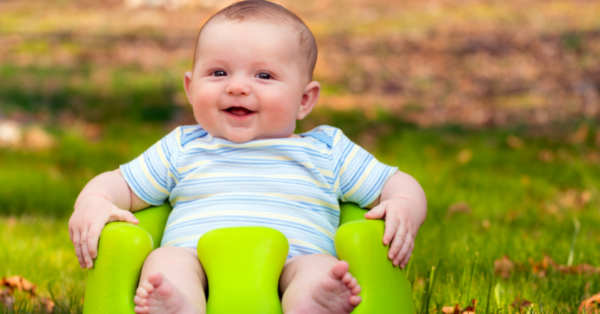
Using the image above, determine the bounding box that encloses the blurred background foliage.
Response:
[1,0,600,312]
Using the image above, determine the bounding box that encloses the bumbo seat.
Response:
[82,203,414,314]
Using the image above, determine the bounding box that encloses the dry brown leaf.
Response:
[38,296,55,314]
[511,296,533,313]
[0,276,54,313]
[494,255,514,279]
[1,276,37,294]
[442,304,460,314]
[539,255,600,275]
[456,149,473,164]
[538,149,554,162]
[579,292,600,314]
[571,124,589,144]
[447,202,472,217]
[463,299,477,314]
[23,126,55,151]
[528,256,550,277]
[506,135,524,149]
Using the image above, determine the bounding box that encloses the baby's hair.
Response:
[192,0,318,80]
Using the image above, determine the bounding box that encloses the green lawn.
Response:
[2,114,599,313]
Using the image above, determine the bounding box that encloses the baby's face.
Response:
[184,19,319,143]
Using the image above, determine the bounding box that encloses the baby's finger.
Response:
[109,208,139,224]
[383,216,399,246]
[387,219,406,258]
[399,241,414,269]
[80,226,93,269]
[393,231,412,267]
[364,203,387,220]
[87,222,104,260]
[72,231,86,269]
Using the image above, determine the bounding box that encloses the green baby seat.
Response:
[82,203,414,314]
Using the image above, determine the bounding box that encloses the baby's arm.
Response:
[363,171,427,268]
[69,169,150,269]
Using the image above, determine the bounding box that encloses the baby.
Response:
[69,1,427,314]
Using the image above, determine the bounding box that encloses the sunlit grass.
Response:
[2,116,600,312]
[0,216,84,314]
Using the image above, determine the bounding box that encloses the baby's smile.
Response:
[225,106,256,118]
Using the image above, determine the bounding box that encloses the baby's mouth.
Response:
[226,107,255,116]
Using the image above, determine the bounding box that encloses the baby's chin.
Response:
[215,131,298,143]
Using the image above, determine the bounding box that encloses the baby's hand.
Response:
[364,198,420,268]
[68,195,138,269]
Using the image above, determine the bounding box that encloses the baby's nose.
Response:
[226,76,251,96]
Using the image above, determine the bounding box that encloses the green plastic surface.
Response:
[82,204,172,314]
[339,202,369,225]
[336,219,415,314]
[197,227,288,314]
[83,202,414,314]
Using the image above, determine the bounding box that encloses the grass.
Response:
[2,0,600,312]
[2,113,600,313]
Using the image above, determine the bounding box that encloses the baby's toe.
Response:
[351,283,361,295]
[134,295,147,306]
[134,305,149,314]
[347,277,357,289]
[136,286,149,298]
[349,295,362,306]
[341,272,352,284]
[331,261,349,279]
[147,272,164,287]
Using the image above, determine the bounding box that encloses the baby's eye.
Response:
[213,70,227,77]
[257,72,271,80]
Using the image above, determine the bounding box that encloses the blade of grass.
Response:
[567,217,580,267]
[486,275,494,314]
[466,253,478,306]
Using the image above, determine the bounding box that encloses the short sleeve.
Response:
[120,127,182,206]
[330,127,397,207]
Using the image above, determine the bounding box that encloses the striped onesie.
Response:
[120,125,397,260]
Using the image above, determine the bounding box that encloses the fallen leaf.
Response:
[529,256,551,277]
[23,126,55,151]
[579,292,600,314]
[506,135,524,149]
[494,255,514,279]
[38,296,55,313]
[463,299,477,314]
[442,304,460,314]
[511,296,533,313]
[571,124,589,144]
[1,276,37,294]
[581,190,592,206]
[447,202,472,217]
[457,149,473,164]
[538,149,554,162]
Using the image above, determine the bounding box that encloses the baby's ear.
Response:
[183,71,194,105]
[297,81,321,120]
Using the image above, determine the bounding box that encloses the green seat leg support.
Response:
[83,204,172,314]
[335,220,415,314]
[83,222,153,314]
[197,227,289,314]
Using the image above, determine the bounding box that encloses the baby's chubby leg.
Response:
[279,254,361,314]
[134,246,207,314]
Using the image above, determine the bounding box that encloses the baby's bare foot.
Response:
[134,272,199,314]
[288,260,361,314]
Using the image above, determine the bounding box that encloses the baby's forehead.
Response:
[202,18,299,40]
[193,18,314,80]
